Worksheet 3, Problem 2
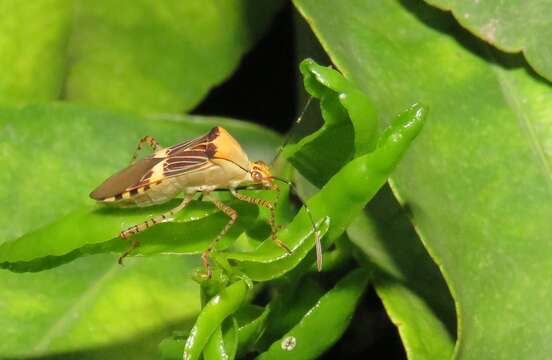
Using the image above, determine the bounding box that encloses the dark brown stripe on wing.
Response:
[167,134,209,155]
[167,138,197,155]
[205,143,217,158]
[167,127,220,156]
[206,127,220,141]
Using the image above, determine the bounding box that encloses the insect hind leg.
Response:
[130,135,162,164]
[202,192,238,278]
[118,194,194,264]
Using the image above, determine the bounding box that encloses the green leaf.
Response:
[257,275,325,350]
[159,334,187,360]
[183,280,248,360]
[0,254,200,358]
[225,82,425,282]
[294,0,552,359]
[284,59,378,187]
[234,304,271,356]
[257,268,369,360]
[64,0,284,113]
[0,201,259,272]
[424,0,552,84]
[203,318,239,360]
[347,187,455,360]
[224,217,330,281]
[0,0,72,104]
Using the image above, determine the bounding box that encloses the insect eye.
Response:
[252,171,262,182]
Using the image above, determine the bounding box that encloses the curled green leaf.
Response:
[258,268,370,359]
[284,59,378,187]
[0,201,258,272]
[222,99,426,281]
[183,280,248,360]
[203,317,239,360]
[235,304,271,356]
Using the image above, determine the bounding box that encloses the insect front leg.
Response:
[130,135,162,164]
[202,192,238,278]
[118,193,194,264]
[230,188,291,254]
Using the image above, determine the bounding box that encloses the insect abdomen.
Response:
[98,178,181,207]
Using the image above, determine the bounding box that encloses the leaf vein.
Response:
[31,262,120,353]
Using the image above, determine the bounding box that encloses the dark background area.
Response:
[192,4,296,133]
[193,4,406,359]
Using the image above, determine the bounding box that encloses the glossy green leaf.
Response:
[347,187,455,360]
[160,307,247,360]
[159,332,188,360]
[424,0,552,84]
[0,201,259,272]
[64,0,284,113]
[294,0,552,359]
[224,217,329,281]
[0,254,200,358]
[0,0,72,105]
[258,268,369,360]
[257,275,325,350]
[203,317,239,360]
[183,280,248,360]
[225,96,426,282]
[284,59,378,187]
[235,304,271,356]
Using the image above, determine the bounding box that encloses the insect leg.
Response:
[130,135,162,164]
[118,193,194,264]
[202,192,238,278]
[230,188,291,254]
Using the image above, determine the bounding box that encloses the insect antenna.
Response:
[212,156,250,173]
[270,176,323,271]
[270,96,314,165]
[267,96,322,271]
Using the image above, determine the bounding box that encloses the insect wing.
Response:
[126,133,217,191]
[90,157,164,200]
[91,128,220,201]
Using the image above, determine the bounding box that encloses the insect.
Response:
[90,126,320,277]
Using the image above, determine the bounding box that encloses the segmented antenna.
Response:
[269,96,322,270]
[270,176,322,271]
[271,96,314,165]
[269,96,322,271]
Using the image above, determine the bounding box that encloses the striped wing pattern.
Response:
[126,129,218,191]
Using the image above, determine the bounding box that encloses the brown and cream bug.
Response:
[90,126,320,277]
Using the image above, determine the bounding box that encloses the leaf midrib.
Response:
[486,47,552,191]
[31,261,121,354]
